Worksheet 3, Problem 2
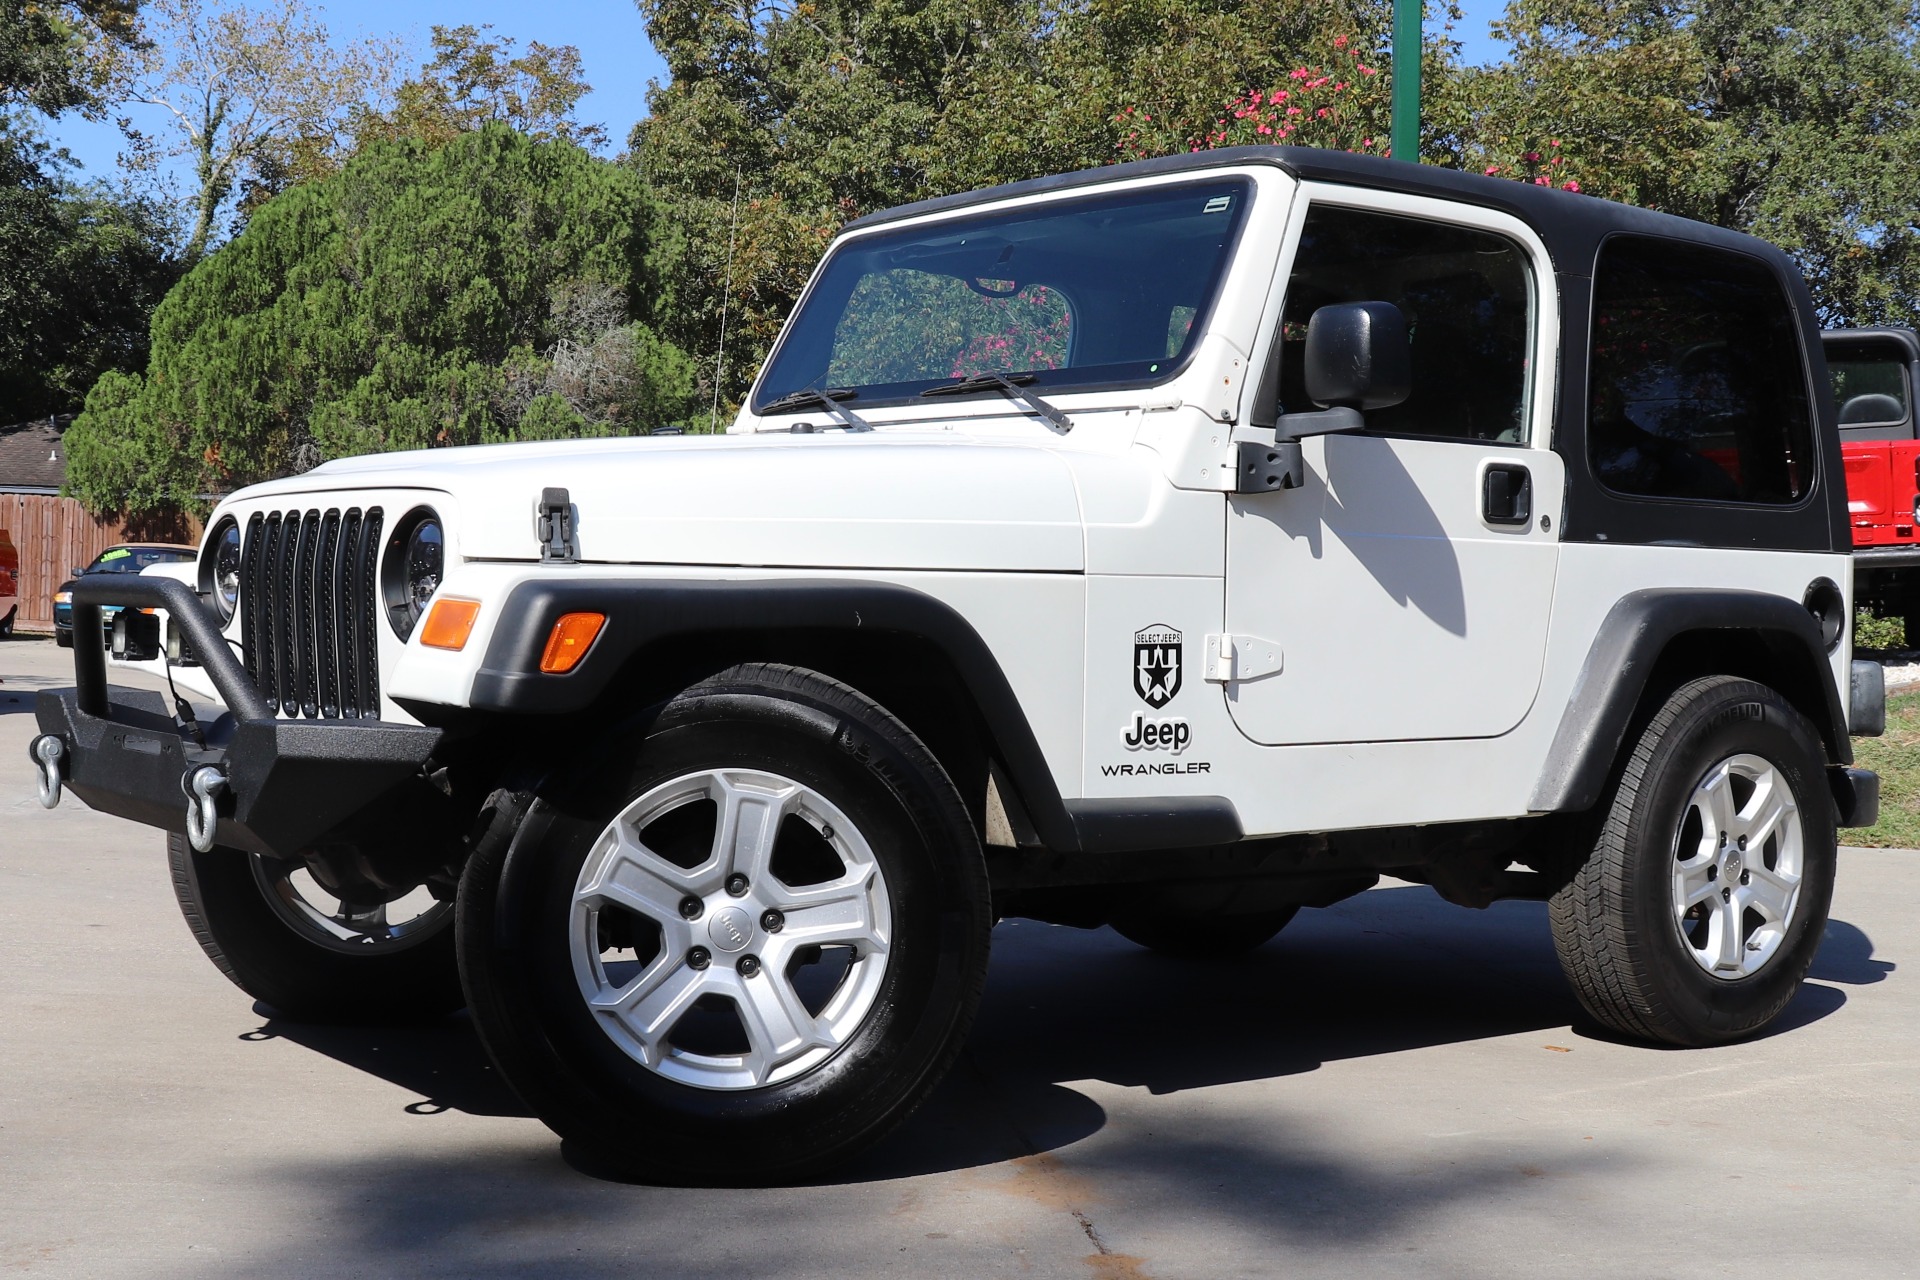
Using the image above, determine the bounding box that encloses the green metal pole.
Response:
[1391,0,1421,162]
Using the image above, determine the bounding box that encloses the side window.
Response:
[1589,236,1814,504]
[1828,339,1913,441]
[1279,205,1534,442]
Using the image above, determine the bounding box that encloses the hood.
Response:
[234,432,1088,573]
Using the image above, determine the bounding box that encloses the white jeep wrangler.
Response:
[34,148,1884,1184]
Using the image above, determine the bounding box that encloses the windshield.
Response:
[755,178,1255,411]
[86,547,192,574]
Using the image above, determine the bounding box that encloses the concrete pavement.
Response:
[3,636,1916,1277]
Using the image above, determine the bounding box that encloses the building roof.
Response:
[0,416,71,491]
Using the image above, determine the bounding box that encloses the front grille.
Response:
[240,507,384,719]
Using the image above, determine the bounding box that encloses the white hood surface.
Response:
[237,431,1090,573]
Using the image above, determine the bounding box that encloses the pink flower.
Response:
[1523,151,1539,162]
[1334,82,1346,91]
[1533,175,1548,185]
[1359,64,1376,75]
[1287,106,1301,115]
[1562,180,1581,192]
[1485,165,1502,175]
[1333,34,1348,48]
[1550,138,1561,147]
[1361,137,1373,146]
[1315,107,1329,118]
[1257,124,1272,134]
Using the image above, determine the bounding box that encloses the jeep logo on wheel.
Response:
[1134,625,1183,707]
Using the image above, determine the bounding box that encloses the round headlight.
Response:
[202,518,242,623]
[383,509,444,639]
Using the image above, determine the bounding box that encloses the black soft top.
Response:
[846,146,1845,555]
[843,147,1800,285]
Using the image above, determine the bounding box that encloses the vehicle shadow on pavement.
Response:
[246,1010,531,1119]
[243,885,1874,1187]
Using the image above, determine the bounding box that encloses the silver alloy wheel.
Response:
[1671,752,1805,978]
[569,768,893,1091]
[250,857,452,956]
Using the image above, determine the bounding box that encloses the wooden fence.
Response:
[1,493,199,633]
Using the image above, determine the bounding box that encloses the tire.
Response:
[1549,676,1837,1047]
[456,663,993,1186]
[167,833,464,1023]
[0,607,14,638]
[55,628,72,648]
[1112,907,1297,956]
[1903,613,1920,651]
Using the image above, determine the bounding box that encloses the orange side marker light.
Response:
[419,598,481,650]
[540,612,606,673]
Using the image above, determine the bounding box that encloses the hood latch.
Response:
[538,488,578,562]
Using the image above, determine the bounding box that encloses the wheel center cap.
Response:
[1725,851,1743,876]
[708,906,754,953]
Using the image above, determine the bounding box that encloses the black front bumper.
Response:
[33,576,440,857]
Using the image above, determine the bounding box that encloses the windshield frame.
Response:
[750,174,1260,415]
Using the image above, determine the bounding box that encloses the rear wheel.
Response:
[1549,677,1836,1047]
[457,664,992,1185]
[167,833,463,1023]
[0,607,14,638]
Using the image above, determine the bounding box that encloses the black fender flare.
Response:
[465,577,1101,849]
[1528,588,1850,814]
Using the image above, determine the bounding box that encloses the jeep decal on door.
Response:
[1134,625,1183,707]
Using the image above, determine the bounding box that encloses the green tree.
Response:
[354,24,607,154]
[1476,0,1920,325]
[632,0,1421,411]
[0,134,178,420]
[65,125,699,517]
[1,0,142,117]
[111,0,401,260]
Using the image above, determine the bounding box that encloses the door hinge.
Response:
[538,487,578,562]
[1204,634,1284,683]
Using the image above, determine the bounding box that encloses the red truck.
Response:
[1828,328,1920,637]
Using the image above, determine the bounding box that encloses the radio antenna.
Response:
[710,171,742,434]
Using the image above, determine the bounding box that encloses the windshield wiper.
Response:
[920,372,1071,434]
[760,386,872,433]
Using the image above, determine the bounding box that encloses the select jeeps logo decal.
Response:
[1134,624,1183,707]
[1107,624,1207,777]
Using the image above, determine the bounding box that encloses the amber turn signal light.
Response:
[540,612,606,673]
[419,597,481,650]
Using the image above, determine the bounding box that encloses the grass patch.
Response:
[1848,685,1920,848]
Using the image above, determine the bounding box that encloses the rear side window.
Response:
[1828,340,1912,438]
[1588,236,1814,505]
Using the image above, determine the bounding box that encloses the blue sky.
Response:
[41,0,1509,181]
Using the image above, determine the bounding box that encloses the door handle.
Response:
[1482,463,1532,525]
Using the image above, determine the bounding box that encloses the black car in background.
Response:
[53,544,196,648]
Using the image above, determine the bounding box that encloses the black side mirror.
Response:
[1241,301,1413,495]
[1304,301,1411,414]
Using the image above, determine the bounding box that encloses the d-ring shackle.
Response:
[184,765,227,853]
[30,735,65,809]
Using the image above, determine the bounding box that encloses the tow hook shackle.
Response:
[183,765,228,853]
[30,735,65,810]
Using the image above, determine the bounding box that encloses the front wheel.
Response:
[1549,676,1836,1047]
[456,664,992,1185]
[168,834,464,1023]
